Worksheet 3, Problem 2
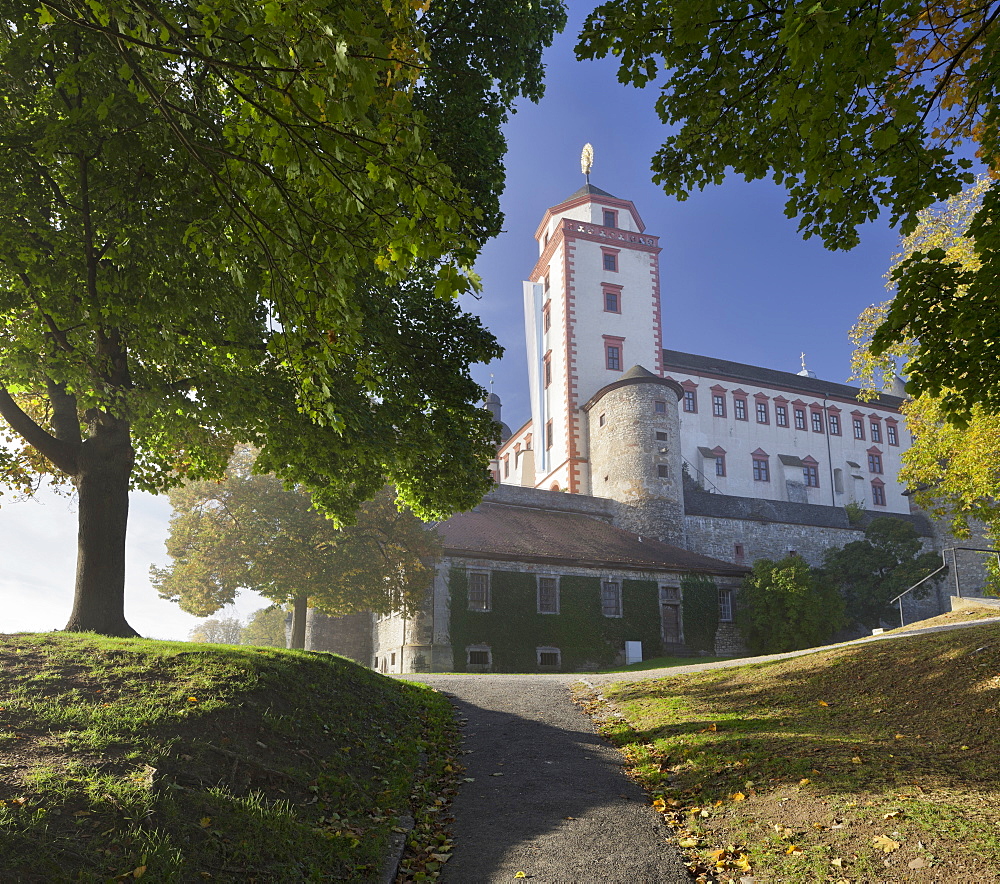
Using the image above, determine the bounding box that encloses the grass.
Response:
[578,622,1000,883]
[0,632,459,883]
[597,654,729,673]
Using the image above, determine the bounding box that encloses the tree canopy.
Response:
[851,177,1000,556]
[0,0,564,635]
[577,1,999,419]
[737,555,844,654]
[153,449,440,648]
[820,518,944,628]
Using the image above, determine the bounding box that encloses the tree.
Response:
[737,556,844,654]
[821,518,944,629]
[577,1,1000,419]
[152,448,441,649]
[189,614,244,645]
[852,176,1000,554]
[240,605,288,649]
[0,0,564,636]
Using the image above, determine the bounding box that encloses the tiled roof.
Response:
[662,349,904,408]
[439,502,747,576]
[563,183,618,201]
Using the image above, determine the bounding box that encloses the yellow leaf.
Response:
[731,791,746,801]
[514,873,526,880]
[799,778,811,786]
[851,756,862,764]
[785,844,802,855]
[133,867,147,879]
[735,855,752,871]
[199,817,212,828]
[678,837,699,848]
[873,834,901,853]
[652,798,667,812]
[895,733,905,739]
[831,857,844,868]
[187,697,197,703]
[708,849,726,861]
[818,700,829,706]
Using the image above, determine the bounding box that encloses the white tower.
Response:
[522,172,664,494]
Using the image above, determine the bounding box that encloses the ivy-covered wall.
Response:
[448,567,663,672]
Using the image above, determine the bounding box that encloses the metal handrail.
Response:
[887,546,999,628]
[682,458,724,495]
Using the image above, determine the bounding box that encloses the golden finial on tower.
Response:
[581,143,594,184]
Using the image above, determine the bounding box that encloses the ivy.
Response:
[448,568,662,672]
[680,573,719,654]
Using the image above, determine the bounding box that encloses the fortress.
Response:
[312,175,990,673]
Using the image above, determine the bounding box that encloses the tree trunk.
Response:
[63,416,139,637]
[290,594,308,649]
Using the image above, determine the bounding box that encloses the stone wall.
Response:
[306,610,373,665]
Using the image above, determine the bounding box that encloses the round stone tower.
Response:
[583,366,685,546]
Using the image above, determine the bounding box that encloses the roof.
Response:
[563,182,618,201]
[662,349,904,409]
[439,501,748,576]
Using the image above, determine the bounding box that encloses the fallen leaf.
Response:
[908,857,928,870]
[818,700,829,707]
[732,791,746,801]
[873,835,900,853]
[490,772,504,777]
[678,837,700,848]
[514,873,526,880]
[895,733,905,740]
[785,845,802,855]
[132,867,146,879]
[799,778,811,786]
[830,858,844,868]
[199,817,212,828]
[462,777,475,782]
[851,756,862,764]
[430,853,451,863]
[652,798,667,812]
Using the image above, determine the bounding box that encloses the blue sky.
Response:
[2,2,904,640]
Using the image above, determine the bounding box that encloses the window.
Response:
[503,455,509,478]
[734,398,747,421]
[543,302,551,332]
[655,430,669,441]
[752,456,770,482]
[602,251,618,272]
[776,404,788,427]
[712,394,726,417]
[537,576,559,614]
[606,344,621,371]
[468,571,491,611]
[601,580,622,617]
[834,468,844,494]
[543,273,550,291]
[756,401,769,424]
[803,463,819,487]
[871,421,882,443]
[868,452,883,473]
[829,413,841,435]
[545,419,553,450]
[811,411,824,433]
[853,417,865,440]
[887,423,898,446]
[734,543,745,562]
[715,454,726,477]
[872,480,886,506]
[543,353,552,388]
[683,390,697,413]
[654,399,667,414]
[537,648,561,668]
[719,588,733,623]
[599,413,606,427]
[604,290,620,313]
[657,464,669,478]
[602,209,617,228]
[794,408,806,430]
[467,647,491,668]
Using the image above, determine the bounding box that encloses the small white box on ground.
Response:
[871,628,884,635]
[625,641,642,665]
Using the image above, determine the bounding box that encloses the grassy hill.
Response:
[582,622,1000,882]
[0,633,456,882]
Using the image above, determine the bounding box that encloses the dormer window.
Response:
[603,209,617,228]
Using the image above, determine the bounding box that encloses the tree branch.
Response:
[0,385,79,475]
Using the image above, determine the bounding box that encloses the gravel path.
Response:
[408,673,689,884]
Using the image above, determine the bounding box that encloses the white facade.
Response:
[500,183,912,518]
